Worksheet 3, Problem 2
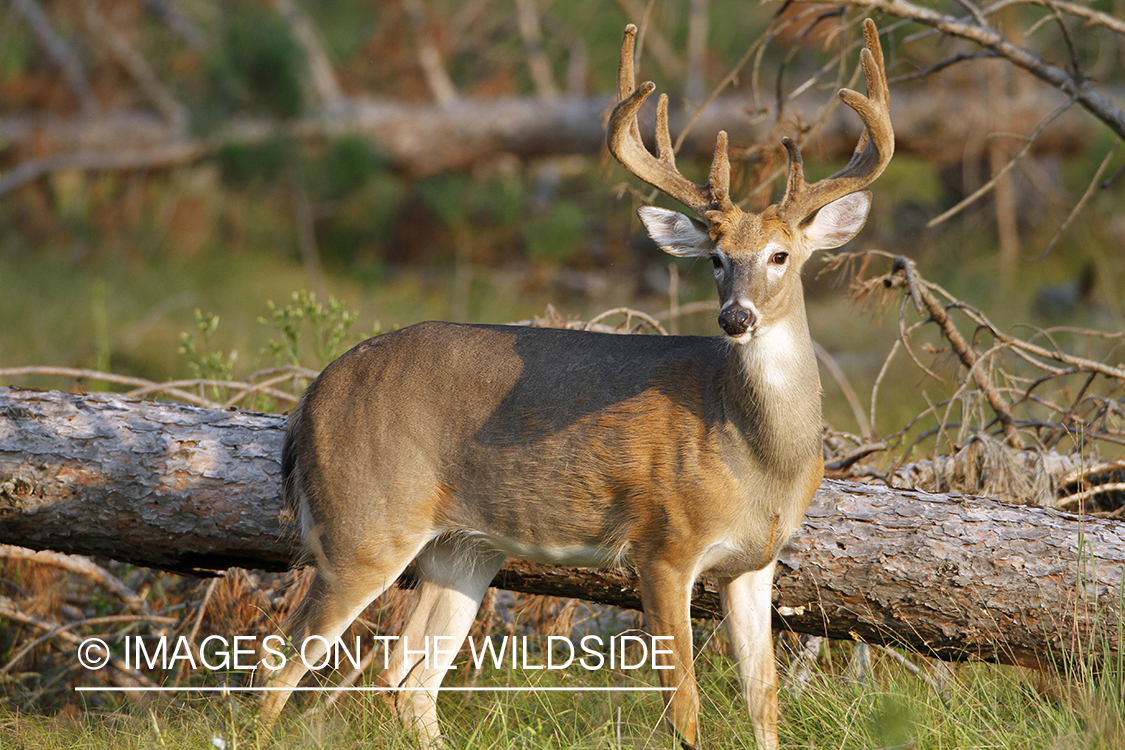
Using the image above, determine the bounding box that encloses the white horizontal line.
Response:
[75,686,674,693]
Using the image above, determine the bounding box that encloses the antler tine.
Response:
[616,24,642,146]
[655,94,674,163]
[607,24,732,218]
[709,131,735,213]
[779,19,894,223]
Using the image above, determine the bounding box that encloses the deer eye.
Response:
[710,256,723,270]
[770,251,789,265]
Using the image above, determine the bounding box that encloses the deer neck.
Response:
[718,309,822,475]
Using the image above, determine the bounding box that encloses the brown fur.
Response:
[260,19,892,749]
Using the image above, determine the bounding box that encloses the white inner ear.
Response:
[803,191,872,250]
[638,206,712,258]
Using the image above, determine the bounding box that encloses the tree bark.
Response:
[1,387,1120,670]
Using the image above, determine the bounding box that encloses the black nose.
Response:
[718,306,756,336]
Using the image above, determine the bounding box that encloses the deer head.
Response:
[607,19,893,341]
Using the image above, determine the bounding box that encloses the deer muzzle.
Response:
[719,304,757,338]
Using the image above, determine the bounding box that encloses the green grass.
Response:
[6,644,1123,749]
[0,248,689,387]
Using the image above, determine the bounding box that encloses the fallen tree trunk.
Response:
[0,85,1093,195]
[0,386,1121,669]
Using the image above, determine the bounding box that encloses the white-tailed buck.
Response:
[259,19,892,749]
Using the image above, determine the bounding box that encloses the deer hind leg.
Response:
[382,538,505,742]
[718,561,779,750]
[637,557,700,750]
[257,534,431,735]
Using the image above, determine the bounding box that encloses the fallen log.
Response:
[0,386,1120,670]
[0,85,1093,195]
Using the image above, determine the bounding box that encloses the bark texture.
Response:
[1,387,1121,669]
[0,387,291,573]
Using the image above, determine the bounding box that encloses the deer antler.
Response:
[778,19,894,224]
[606,24,736,219]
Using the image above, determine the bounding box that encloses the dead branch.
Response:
[0,365,317,410]
[1060,483,1125,511]
[401,0,459,105]
[989,0,1125,36]
[511,305,668,334]
[0,595,163,692]
[1036,141,1120,259]
[927,96,1076,228]
[823,0,1125,139]
[1059,458,1125,488]
[815,341,873,438]
[271,0,345,107]
[13,0,98,114]
[889,256,1024,448]
[515,0,560,101]
[827,250,1125,511]
[82,1,186,125]
[0,545,150,614]
[143,0,208,51]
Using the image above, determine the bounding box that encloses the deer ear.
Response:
[803,191,871,250]
[638,206,712,258]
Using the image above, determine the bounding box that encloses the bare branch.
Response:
[515,0,560,101]
[82,1,187,125]
[613,0,685,82]
[271,0,345,106]
[401,0,458,105]
[0,366,316,409]
[928,96,1077,227]
[142,0,207,51]
[1032,140,1121,259]
[684,0,710,101]
[1059,458,1125,488]
[814,341,872,437]
[955,0,990,28]
[836,250,1125,508]
[887,50,1000,84]
[1041,0,1082,80]
[0,596,159,691]
[13,0,98,114]
[1059,483,1125,510]
[583,307,669,336]
[0,545,150,614]
[985,0,1125,36]
[826,0,1125,140]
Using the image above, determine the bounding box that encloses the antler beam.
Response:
[778,18,894,223]
[606,24,734,217]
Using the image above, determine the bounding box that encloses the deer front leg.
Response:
[637,558,699,750]
[718,561,779,750]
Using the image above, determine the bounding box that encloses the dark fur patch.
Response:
[280,402,303,514]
